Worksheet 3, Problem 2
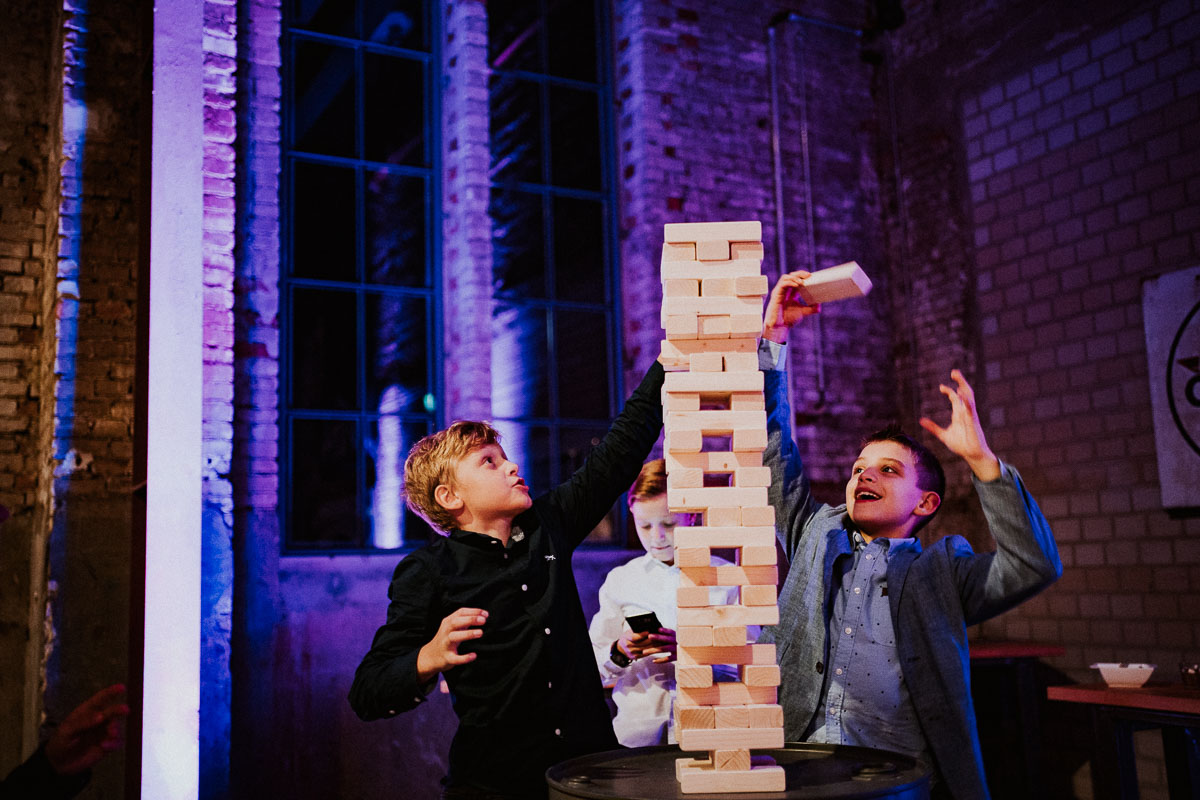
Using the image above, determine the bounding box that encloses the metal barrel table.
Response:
[548,744,931,800]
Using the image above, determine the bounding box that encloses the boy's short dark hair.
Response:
[404,421,502,534]
[861,425,946,531]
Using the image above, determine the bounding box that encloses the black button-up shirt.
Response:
[349,363,664,796]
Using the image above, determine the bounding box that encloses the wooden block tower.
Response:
[659,221,786,794]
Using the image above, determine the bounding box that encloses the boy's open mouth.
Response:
[855,490,881,501]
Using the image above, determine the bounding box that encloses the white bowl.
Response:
[1091,662,1155,688]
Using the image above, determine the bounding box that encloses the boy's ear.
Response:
[912,491,941,518]
[434,483,463,512]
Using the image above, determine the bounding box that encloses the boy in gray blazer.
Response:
[758,272,1061,800]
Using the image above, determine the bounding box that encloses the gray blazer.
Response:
[760,368,1061,800]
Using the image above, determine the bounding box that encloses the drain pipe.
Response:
[767,12,862,411]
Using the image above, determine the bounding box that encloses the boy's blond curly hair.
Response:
[404,421,501,534]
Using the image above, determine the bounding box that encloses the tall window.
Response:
[486,0,623,544]
[283,1,439,550]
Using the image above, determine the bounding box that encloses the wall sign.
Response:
[1143,265,1200,509]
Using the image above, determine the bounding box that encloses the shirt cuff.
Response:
[758,338,787,371]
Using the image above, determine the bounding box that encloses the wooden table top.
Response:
[1047,682,1200,715]
[968,640,1066,660]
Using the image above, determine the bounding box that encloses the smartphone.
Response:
[625,611,662,633]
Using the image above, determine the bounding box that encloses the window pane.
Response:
[552,195,605,302]
[366,417,434,548]
[291,418,360,547]
[293,40,357,158]
[365,169,427,286]
[290,0,355,39]
[293,160,357,281]
[489,74,543,185]
[487,0,540,72]
[549,86,601,191]
[365,292,429,414]
[547,0,597,82]
[491,303,549,419]
[291,287,359,410]
[559,425,621,545]
[491,421,550,497]
[554,310,609,419]
[364,54,426,165]
[363,0,427,50]
[491,188,546,299]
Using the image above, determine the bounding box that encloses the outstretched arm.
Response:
[922,370,1062,621]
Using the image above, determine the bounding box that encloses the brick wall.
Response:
[613,0,893,490]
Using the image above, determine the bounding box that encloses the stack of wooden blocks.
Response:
[659,220,786,794]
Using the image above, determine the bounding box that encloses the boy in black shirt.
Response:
[349,362,665,799]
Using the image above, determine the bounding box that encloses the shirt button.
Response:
[503,553,509,560]
[854,587,861,594]
[844,627,852,635]
[865,554,872,561]
[835,668,843,675]
[389,709,397,715]
[521,584,528,591]
[555,728,562,736]
[545,627,552,635]
[548,682,552,689]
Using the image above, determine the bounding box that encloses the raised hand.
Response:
[762,271,820,343]
[617,627,677,663]
[417,607,488,681]
[44,684,130,775]
[918,369,1001,481]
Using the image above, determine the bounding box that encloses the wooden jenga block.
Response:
[665,450,761,473]
[666,468,704,489]
[730,391,765,410]
[677,643,775,666]
[688,352,724,372]
[660,260,763,281]
[740,664,781,687]
[676,664,713,688]
[734,274,769,296]
[665,429,702,453]
[713,624,749,646]
[664,314,698,340]
[733,467,771,488]
[664,221,762,243]
[714,749,751,771]
[678,605,778,627]
[740,584,777,606]
[704,507,740,526]
[697,315,731,339]
[678,727,783,751]
[738,546,777,566]
[675,705,716,730]
[664,278,700,297]
[673,526,774,549]
[678,683,776,707]
[729,314,762,336]
[747,704,784,728]
[729,241,765,261]
[740,506,775,526]
[676,758,785,794]
[723,352,758,372]
[732,429,768,452]
[676,586,714,607]
[667,409,767,434]
[669,486,767,511]
[674,546,711,568]
[660,338,756,371]
[695,240,730,261]
[680,564,777,587]
[665,371,764,393]
[662,242,697,262]
[662,295,764,319]
[794,261,872,305]
[676,626,714,647]
[700,277,736,296]
[714,707,751,729]
[662,389,700,411]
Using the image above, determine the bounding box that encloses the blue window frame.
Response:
[282,0,441,550]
